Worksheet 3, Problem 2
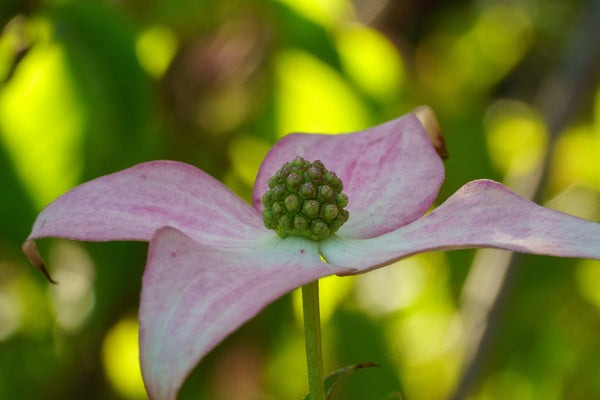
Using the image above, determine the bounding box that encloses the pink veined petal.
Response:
[139,227,352,400]
[320,179,600,273]
[252,113,445,239]
[23,161,266,272]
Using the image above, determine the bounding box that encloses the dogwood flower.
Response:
[23,112,600,400]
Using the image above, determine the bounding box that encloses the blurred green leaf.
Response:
[45,1,156,178]
[0,136,36,244]
[269,0,342,71]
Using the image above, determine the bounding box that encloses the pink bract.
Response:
[23,112,600,400]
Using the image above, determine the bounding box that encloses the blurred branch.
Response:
[449,2,600,400]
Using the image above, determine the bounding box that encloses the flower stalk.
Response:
[302,280,326,400]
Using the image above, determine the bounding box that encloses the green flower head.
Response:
[261,156,349,241]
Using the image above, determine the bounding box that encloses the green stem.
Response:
[302,280,326,400]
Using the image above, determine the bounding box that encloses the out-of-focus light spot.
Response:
[576,260,600,312]
[0,293,21,340]
[416,5,531,109]
[355,252,450,317]
[544,184,600,222]
[354,257,426,315]
[553,86,600,193]
[477,369,534,400]
[402,357,459,400]
[0,269,52,337]
[415,32,462,107]
[47,241,95,332]
[469,4,532,90]
[197,85,252,133]
[388,306,459,400]
[292,274,354,324]
[135,26,178,78]
[0,272,25,341]
[275,0,354,27]
[228,135,271,187]
[335,24,404,101]
[102,317,147,399]
[370,253,459,400]
[0,29,84,210]
[484,100,547,175]
[553,124,600,192]
[389,306,456,365]
[473,5,532,69]
[275,49,368,136]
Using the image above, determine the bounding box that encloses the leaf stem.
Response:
[302,280,326,400]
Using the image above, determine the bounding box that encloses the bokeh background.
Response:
[1,0,600,399]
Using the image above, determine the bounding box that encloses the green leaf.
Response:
[303,362,379,400]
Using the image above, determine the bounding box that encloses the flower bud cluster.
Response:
[262,156,349,241]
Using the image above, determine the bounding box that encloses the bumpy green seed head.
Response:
[262,156,350,241]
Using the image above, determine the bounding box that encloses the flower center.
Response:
[262,156,349,241]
